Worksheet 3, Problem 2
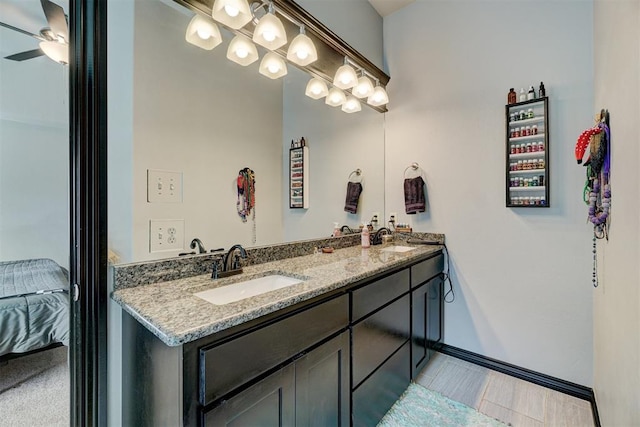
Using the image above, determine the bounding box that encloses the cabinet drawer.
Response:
[352,269,409,322]
[410,254,444,288]
[199,294,348,406]
[352,341,411,427]
[352,294,410,387]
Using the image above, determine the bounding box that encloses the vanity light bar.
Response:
[176,0,390,112]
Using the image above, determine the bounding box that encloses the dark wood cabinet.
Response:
[122,252,445,427]
[411,275,443,378]
[350,269,412,426]
[203,332,350,427]
[202,364,295,427]
[410,254,445,380]
[295,332,350,426]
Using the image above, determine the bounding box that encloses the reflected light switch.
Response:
[147,169,183,203]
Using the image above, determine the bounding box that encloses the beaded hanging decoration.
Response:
[237,167,257,244]
[575,110,610,287]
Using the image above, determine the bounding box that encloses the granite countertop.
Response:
[111,243,443,347]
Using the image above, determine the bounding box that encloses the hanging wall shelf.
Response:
[505,96,550,207]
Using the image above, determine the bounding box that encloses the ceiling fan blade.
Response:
[5,49,45,61]
[40,0,68,41]
[0,21,44,40]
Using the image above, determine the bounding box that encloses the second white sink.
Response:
[194,274,304,305]
[380,245,417,253]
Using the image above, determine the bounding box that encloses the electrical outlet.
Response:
[149,219,184,252]
[371,212,380,225]
[147,169,183,203]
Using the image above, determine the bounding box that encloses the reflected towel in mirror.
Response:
[344,182,363,214]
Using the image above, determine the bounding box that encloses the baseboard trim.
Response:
[436,344,601,427]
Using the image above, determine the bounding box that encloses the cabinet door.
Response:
[426,275,444,359]
[352,341,411,427]
[202,364,295,427]
[411,280,429,378]
[411,275,443,379]
[295,332,350,427]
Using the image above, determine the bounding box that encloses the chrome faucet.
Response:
[190,238,207,254]
[223,244,247,272]
[371,227,392,245]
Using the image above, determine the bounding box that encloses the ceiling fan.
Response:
[0,0,69,64]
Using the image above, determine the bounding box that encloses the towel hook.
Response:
[348,168,363,182]
[403,162,421,178]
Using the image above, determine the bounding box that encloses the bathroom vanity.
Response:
[113,242,444,426]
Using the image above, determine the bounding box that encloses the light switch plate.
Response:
[149,219,184,253]
[147,169,183,203]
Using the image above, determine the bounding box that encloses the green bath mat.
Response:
[378,382,507,427]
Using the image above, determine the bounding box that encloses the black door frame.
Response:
[69,0,108,425]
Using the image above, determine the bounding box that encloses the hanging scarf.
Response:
[237,167,255,222]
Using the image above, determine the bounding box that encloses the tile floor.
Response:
[415,352,595,427]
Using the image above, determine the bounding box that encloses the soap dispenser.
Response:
[332,222,341,237]
[361,224,370,248]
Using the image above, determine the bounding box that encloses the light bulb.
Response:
[226,34,258,66]
[259,52,287,79]
[263,30,275,42]
[287,30,317,66]
[186,15,222,50]
[341,95,361,113]
[253,12,287,50]
[196,28,211,39]
[373,92,383,102]
[305,78,328,99]
[333,63,358,89]
[224,4,239,16]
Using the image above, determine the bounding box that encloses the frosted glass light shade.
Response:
[259,52,288,79]
[305,78,328,99]
[253,13,287,50]
[333,63,358,89]
[325,87,346,107]
[367,85,389,106]
[287,32,317,66]
[211,0,252,29]
[341,96,361,113]
[226,34,259,66]
[39,40,68,64]
[185,15,222,50]
[353,75,374,99]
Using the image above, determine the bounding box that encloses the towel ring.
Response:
[404,162,422,179]
[348,168,363,183]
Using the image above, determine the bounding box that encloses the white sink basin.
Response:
[194,274,304,305]
[380,245,416,253]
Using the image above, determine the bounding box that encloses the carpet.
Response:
[0,346,69,427]
[379,382,507,427]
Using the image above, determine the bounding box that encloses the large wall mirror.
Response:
[108,0,386,264]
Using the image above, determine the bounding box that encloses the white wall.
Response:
[296,0,384,69]
[592,1,640,424]
[0,28,69,268]
[384,1,594,385]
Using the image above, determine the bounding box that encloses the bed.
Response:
[0,258,69,357]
